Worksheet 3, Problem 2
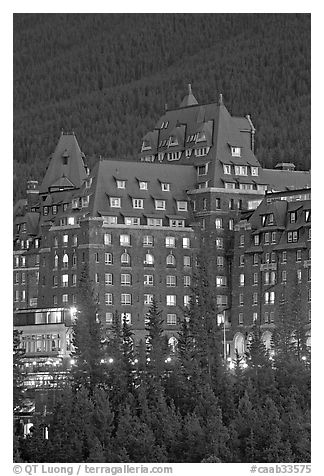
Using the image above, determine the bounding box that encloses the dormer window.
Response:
[43,206,49,216]
[234,165,247,176]
[231,146,241,157]
[177,201,188,212]
[196,131,206,143]
[85,177,92,189]
[167,151,181,161]
[268,213,274,225]
[62,150,69,165]
[72,198,79,209]
[251,167,259,176]
[139,181,148,190]
[52,205,58,215]
[161,182,170,192]
[81,196,89,208]
[116,180,126,189]
[133,198,144,209]
[141,140,151,151]
[223,164,231,175]
[110,197,121,208]
[290,212,297,223]
[197,164,208,176]
[194,147,209,157]
[155,199,166,210]
[168,136,178,147]
[305,210,310,222]
[185,149,192,158]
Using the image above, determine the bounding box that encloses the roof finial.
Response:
[219,93,223,105]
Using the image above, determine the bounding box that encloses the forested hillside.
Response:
[13,13,310,203]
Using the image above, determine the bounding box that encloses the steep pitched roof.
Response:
[39,132,87,194]
[262,169,311,192]
[179,84,199,108]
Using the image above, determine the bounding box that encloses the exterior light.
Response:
[32,361,37,366]
[100,359,105,364]
[165,357,172,363]
[108,358,114,364]
[147,357,151,362]
[70,358,76,365]
[134,358,138,364]
[301,356,307,361]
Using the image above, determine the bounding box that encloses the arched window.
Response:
[166,254,176,266]
[63,253,69,268]
[233,333,245,356]
[144,253,154,265]
[168,336,178,352]
[121,252,131,265]
[54,236,58,248]
[54,254,58,269]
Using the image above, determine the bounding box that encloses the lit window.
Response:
[121,294,132,305]
[139,181,147,190]
[228,219,234,230]
[254,235,260,246]
[216,237,224,249]
[223,164,231,175]
[183,275,191,287]
[144,253,154,265]
[177,201,188,211]
[182,237,190,248]
[270,291,275,305]
[133,198,144,209]
[104,233,112,245]
[215,218,223,229]
[121,252,131,265]
[264,292,269,304]
[63,234,68,245]
[144,294,154,305]
[105,273,113,285]
[305,210,310,222]
[62,294,68,303]
[105,293,113,305]
[62,274,69,287]
[116,180,126,189]
[14,256,19,268]
[166,295,176,306]
[63,253,69,268]
[234,165,247,176]
[120,234,130,246]
[144,275,154,286]
[167,314,177,325]
[161,182,170,192]
[216,276,227,287]
[183,295,190,307]
[122,313,132,324]
[253,312,258,323]
[165,237,175,248]
[183,256,191,267]
[105,252,113,265]
[110,197,121,208]
[231,146,241,157]
[121,274,131,286]
[166,275,176,287]
[239,274,245,286]
[166,254,176,266]
[155,199,166,210]
[217,256,224,266]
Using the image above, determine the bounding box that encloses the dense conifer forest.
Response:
[13,13,310,203]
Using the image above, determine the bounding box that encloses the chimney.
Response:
[26,180,39,209]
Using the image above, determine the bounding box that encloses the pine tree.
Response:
[13,329,25,410]
[145,297,167,383]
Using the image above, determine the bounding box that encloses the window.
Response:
[215,218,223,229]
[308,289,311,302]
[67,216,75,226]
[308,267,311,282]
[167,314,177,325]
[239,293,244,306]
[52,275,58,287]
[216,237,224,249]
[184,256,191,268]
[253,293,258,305]
[271,232,276,244]
[120,234,130,246]
[229,199,234,210]
[63,234,68,245]
[72,274,77,286]
[166,275,176,287]
[305,210,310,222]
[116,180,126,189]
[143,235,153,247]
[290,212,296,223]
[217,256,224,266]
[63,253,69,268]
[165,236,175,248]
[104,233,112,245]
[270,271,276,285]
[197,164,208,176]
[238,313,244,325]
[110,197,121,208]
[287,231,298,243]
[297,269,302,283]
[144,253,154,265]
[240,235,245,246]
[264,312,269,324]
[169,219,185,228]
[228,219,234,231]
[166,295,176,306]
[125,216,141,225]
[251,167,259,176]
[95,273,100,284]
[223,164,231,174]
[53,295,58,306]
[105,273,113,285]
[105,293,113,305]
[62,294,68,303]
[103,216,118,225]
[166,254,176,266]
[253,312,258,323]
[216,295,228,306]
[195,147,209,157]
[122,313,132,324]
[147,217,163,226]
[144,294,154,305]
[95,252,99,263]
[43,206,49,216]
[54,254,59,269]
[121,252,131,265]
[216,276,227,287]
[254,235,260,246]
[139,181,148,190]
[182,237,190,248]
[183,295,190,307]
[62,274,69,287]
[271,252,276,263]
[264,232,270,244]
[105,312,113,324]
[281,270,287,283]
[265,253,270,263]
[264,292,269,304]
[155,199,166,210]
[177,201,188,211]
[253,273,258,285]
[225,182,236,190]
[239,255,245,266]
[264,272,270,285]
[105,252,113,265]
[239,274,245,286]
[203,198,207,210]
[133,198,144,209]
[183,275,191,287]
[270,291,275,305]
[270,311,275,323]
[161,182,170,192]
[308,228,311,241]
[234,165,247,175]
[282,251,287,263]
[144,275,154,286]
[296,250,302,262]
